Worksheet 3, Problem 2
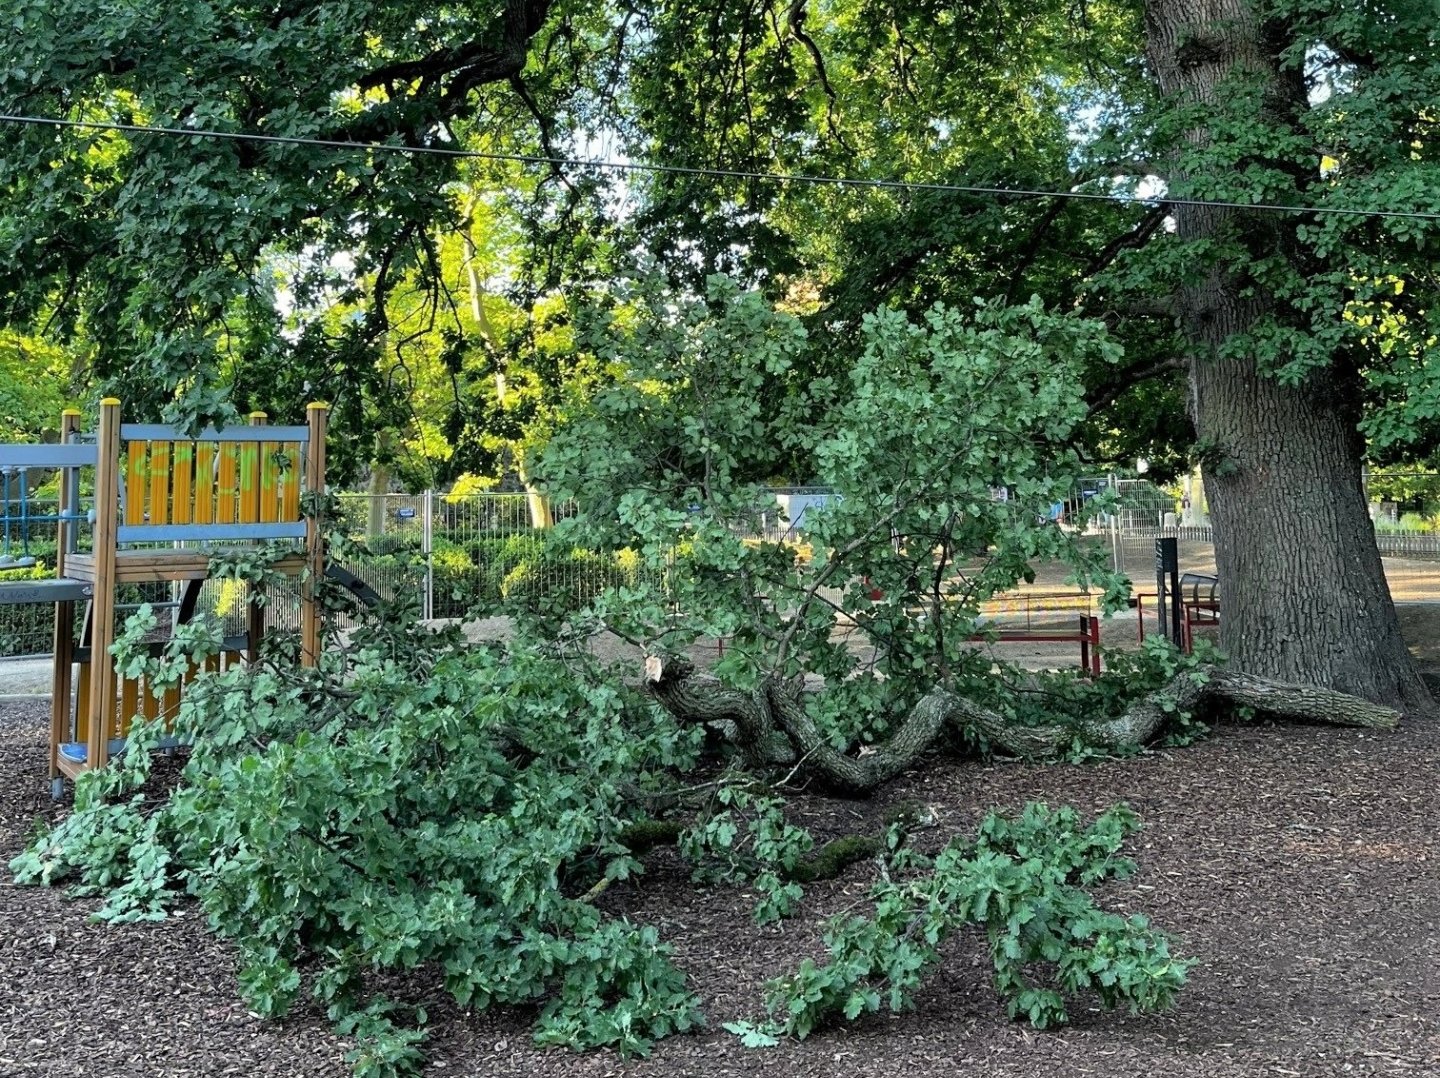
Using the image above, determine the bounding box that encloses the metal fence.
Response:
[8,478,1440,659]
[1081,473,1440,603]
[0,488,825,658]
[219,491,664,630]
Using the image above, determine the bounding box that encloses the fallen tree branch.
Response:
[644,657,1400,796]
[645,655,795,767]
[603,800,936,889]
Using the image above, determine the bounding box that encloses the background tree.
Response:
[3,0,1440,705]
[1123,0,1440,707]
[0,331,76,443]
[0,0,558,451]
[597,0,1440,706]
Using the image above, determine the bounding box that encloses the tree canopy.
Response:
[3,1,1439,676]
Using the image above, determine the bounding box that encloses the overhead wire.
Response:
[1,111,1439,222]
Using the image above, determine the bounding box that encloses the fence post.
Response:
[423,488,434,621]
[1108,472,1123,575]
[301,403,328,667]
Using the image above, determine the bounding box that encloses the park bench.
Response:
[975,613,1102,675]
[866,582,1104,675]
[1178,572,1219,651]
[1133,571,1219,653]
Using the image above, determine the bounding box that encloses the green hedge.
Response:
[0,562,57,656]
[427,535,651,618]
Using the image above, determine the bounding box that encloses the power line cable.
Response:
[2,111,1439,222]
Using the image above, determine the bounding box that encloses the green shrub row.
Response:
[349,533,653,619]
[0,561,55,655]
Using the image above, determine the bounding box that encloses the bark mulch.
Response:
[2,693,1438,1078]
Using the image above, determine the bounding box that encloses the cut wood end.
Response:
[644,654,664,683]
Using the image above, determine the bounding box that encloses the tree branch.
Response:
[1081,204,1170,279]
[786,0,847,148]
[646,659,1399,796]
[508,74,574,191]
[1003,196,1071,305]
[354,0,553,102]
[1084,354,1187,414]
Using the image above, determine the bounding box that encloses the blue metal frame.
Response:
[0,444,98,467]
[116,521,308,543]
[119,423,310,443]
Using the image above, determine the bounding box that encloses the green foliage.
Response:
[359,529,651,622]
[336,1002,428,1078]
[0,0,589,480]
[0,559,50,582]
[9,0,1440,517]
[1373,512,1440,535]
[13,608,708,1073]
[545,278,1129,747]
[678,782,813,925]
[1097,0,1440,465]
[496,537,634,613]
[753,804,1190,1039]
[972,637,1226,757]
[9,274,1199,1072]
[11,579,1195,1073]
[0,330,75,441]
[0,560,55,654]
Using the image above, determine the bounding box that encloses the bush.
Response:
[358,532,422,557]
[421,540,485,619]
[0,560,55,656]
[332,533,650,622]
[500,543,617,610]
[462,533,649,619]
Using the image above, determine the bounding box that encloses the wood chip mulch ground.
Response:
[2,692,1438,1078]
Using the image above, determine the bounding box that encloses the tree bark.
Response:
[1142,0,1431,711]
[366,459,390,540]
[645,656,1399,795]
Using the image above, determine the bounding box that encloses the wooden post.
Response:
[246,411,268,664]
[1081,615,1102,677]
[86,399,122,771]
[48,408,82,793]
[301,403,329,666]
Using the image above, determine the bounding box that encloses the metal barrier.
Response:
[12,477,1440,661]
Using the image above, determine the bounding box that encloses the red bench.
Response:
[1135,573,1219,653]
[971,614,1101,675]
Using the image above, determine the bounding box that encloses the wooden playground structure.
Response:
[0,399,329,797]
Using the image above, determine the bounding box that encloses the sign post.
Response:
[1155,537,1182,647]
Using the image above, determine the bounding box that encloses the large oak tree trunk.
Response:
[1143,0,1430,711]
